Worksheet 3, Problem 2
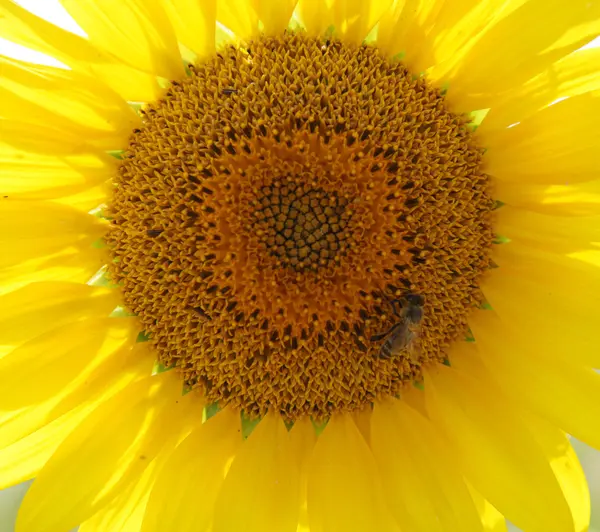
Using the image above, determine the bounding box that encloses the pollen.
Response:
[107,32,494,420]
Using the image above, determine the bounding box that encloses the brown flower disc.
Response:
[108,32,494,420]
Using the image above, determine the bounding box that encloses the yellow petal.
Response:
[401,382,428,416]
[424,363,575,532]
[470,310,600,450]
[479,46,600,134]
[371,399,484,532]
[0,317,134,409]
[0,56,139,150]
[0,120,104,157]
[80,401,198,532]
[141,407,241,532]
[466,485,507,532]
[0,0,161,101]
[423,0,528,84]
[88,62,163,103]
[332,0,394,45]
[296,0,335,36]
[352,406,372,444]
[0,342,156,491]
[79,456,159,532]
[0,282,119,346]
[482,91,600,184]
[213,413,301,532]
[253,0,298,34]
[307,413,398,532]
[377,0,503,75]
[0,402,96,490]
[376,0,431,67]
[492,237,600,292]
[16,371,198,532]
[494,205,600,252]
[0,343,153,490]
[289,417,317,470]
[491,238,600,304]
[451,340,590,532]
[0,249,104,297]
[58,0,183,79]
[0,320,149,451]
[0,200,106,269]
[54,183,109,212]
[217,0,259,40]
[289,418,317,532]
[426,0,519,73]
[162,0,216,59]
[494,178,600,217]
[482,244,600,369]
[522,414,590,532]
[479,272,600,369]
[433,0,600,111]
[0,141,114,200]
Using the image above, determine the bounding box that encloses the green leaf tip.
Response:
[136,330,151,343]
[108,150,124,160]
[311,417,329,436]
[152,360,174,374]
[240,411,261,439]
[203,402,220,422]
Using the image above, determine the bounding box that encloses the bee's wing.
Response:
[405,321,424,361]
[376,322,409,359]
[370,325,397,342]
[370,331,389,342]
[388,322,412,351]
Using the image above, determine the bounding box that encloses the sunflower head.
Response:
[107,30,494,420]
[1,1,599,532]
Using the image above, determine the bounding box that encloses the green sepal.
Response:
[128,101,145,115]
[465,328,475,342]
[493,234,511,244]
[108,150,124,160]
[311,417,329,436]
[203,402,220,422]
[413,380,425,391]
[157,77,170,89]
[152,360,174,375]
[137,330,151,343]
[467,108,490,131]
[287,15,303,32]
[87,267,118,288]
[240,411,261,439]
[88,203,111,220]
[110,306,137,318]
[364,25,379,44]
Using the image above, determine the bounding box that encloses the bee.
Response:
[370,294,425,362]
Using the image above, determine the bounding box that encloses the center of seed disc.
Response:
[251,184,353,272]
[108,32,494,420]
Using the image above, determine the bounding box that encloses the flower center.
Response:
[108,32,494,420]
[250,183,354,272]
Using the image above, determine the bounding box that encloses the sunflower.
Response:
[1,0,599,530]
